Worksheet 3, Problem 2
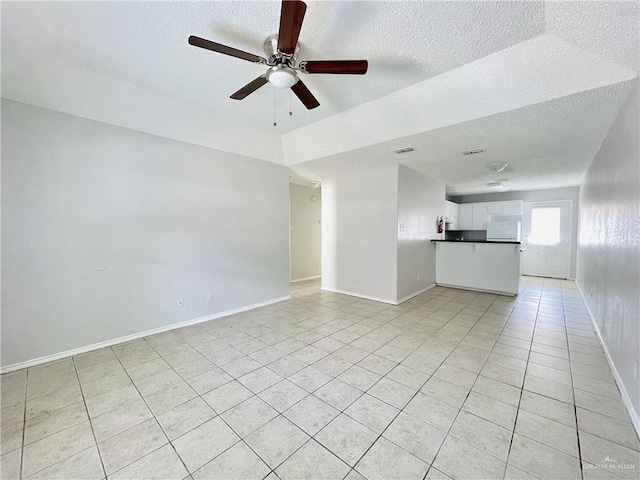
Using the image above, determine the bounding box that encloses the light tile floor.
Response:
[1,277,639,480]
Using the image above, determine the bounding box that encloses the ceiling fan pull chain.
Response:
[289,90,293,116]
[273,87,277,127]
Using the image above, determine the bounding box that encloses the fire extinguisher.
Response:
[437,216,444,234]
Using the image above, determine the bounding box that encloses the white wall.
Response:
[321,164,398,303]
[1,99,290,368]
[577,81,639,430]
[450,186,580,278]
[397,165,445,301]
[289,184,321,281]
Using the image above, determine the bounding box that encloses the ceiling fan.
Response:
[188,0,368,110]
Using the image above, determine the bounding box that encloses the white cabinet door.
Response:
[445,201,452,221]
[458,204,473,230]
[450,202,459,230]
[487,202,503,215]
[503,200,523,215]
[445,201,459,229]
[472,203,488,230]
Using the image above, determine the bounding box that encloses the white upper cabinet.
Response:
[487,202,503,215]
[472,203,489,230]
[445,201,459,230]
[456,200,523,230]
[458,204,473,230]
[487,200,523,216]
[502,200,523,215]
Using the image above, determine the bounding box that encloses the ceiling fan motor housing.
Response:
[264,34,299,66]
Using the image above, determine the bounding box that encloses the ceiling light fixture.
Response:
[266,65,298,89]
[461,148,484,155]
[392,147,415,154]
[486,162,509,173]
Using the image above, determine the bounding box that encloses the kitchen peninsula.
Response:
[431,240,522,295]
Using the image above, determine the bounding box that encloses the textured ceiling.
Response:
[1,1,638,194]
[292,82,633,195]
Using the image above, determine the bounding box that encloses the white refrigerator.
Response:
[486,221,521,242]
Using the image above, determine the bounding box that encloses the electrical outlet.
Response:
[416,275,420,282]
[207,293,213,302]
[399,224,405,232]
[176,298,184,308]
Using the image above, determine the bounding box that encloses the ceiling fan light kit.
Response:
[266,66,298,89]
[188,0,368,111]
[486,162,509,173]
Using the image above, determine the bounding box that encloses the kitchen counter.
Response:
[432,239,521,245]
[434,241,521,295]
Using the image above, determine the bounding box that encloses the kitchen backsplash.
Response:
[445,229,487,241]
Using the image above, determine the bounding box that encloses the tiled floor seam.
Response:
[562,285,587,480]
[107,343,188,479]
[73,354,115,480]
[502,283,542,480]
[18,368,29,480]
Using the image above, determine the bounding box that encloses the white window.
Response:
[529,207,561,245]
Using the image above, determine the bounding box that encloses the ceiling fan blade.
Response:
[300,60,368,74]
[291,80,319,109]
[188,36,266,64]
[277,0,307,54]
[230,76,269,100]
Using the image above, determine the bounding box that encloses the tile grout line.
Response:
[108,340,190,478]
[502,281,543,479]
[71,355,109,480]
[561,282,586,480]
[18,368,28,480]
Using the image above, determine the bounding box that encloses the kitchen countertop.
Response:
[431,239,522,245]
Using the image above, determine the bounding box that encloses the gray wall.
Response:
[397,165,445,301]
[577,81,639,426]
[450,186,580,278]
[321,164,399,303]
[289,184,321,281]
[1,100,290,368]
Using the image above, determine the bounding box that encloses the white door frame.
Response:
[522,200,573,279]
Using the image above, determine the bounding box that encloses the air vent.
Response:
[392,147,415,154]
[487,181,509,192]
[461,148,485,155]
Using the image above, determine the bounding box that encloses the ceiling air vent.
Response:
[487,181,509,192]
[392,147,415,154]
[461,148,485,155]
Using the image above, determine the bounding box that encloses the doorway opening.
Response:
[289,183,322,283]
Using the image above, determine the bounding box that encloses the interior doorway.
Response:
[521,200,572,279]
[289,183,322,282]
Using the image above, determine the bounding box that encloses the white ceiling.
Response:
[2,1,638,194]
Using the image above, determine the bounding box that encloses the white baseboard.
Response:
[435,283,518,297]
[0,295,291,374]
[320,286,397,305]
[396,284,436,304]
[320,284,436,305]
[576,281,640,437]
[291,275,321,283]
